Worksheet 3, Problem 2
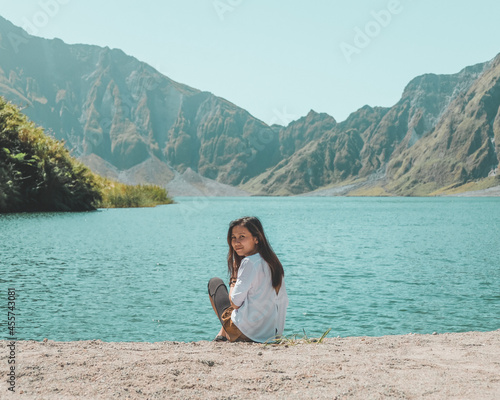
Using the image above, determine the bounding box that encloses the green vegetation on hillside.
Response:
[0,97,173,212]
[97,178,173,208]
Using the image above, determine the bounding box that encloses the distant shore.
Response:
[2,330,498,399]
[444,185,500,197]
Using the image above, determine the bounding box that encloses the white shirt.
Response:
[230,253,288,343]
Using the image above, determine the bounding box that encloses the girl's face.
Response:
[231,225,258,257]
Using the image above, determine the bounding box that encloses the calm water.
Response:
[1,197,499,342]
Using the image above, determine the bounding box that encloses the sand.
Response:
[2,330,499,399]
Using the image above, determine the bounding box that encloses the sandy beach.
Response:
[2,330,499,399]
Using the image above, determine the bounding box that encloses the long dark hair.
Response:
[227,216,284,289]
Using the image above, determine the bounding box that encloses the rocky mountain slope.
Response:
[0,16,277,193]
[386,57,500,194]
[244,59,499,195]
[1,15,498,196]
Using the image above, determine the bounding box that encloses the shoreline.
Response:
[2,330,499,399]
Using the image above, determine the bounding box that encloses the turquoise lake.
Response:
[1,197,499,342]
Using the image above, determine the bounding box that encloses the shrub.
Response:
[0,97,101,212]
[0,97,173,212]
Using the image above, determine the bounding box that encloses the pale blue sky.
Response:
[1,0,499,125]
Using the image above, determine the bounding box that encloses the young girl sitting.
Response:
[208,216,288,342]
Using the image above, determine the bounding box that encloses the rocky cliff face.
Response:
[243,108,385,195]
[1,15,499,196]
[386,56,500,194]
[243,59,499,195]
[0,16,278,191]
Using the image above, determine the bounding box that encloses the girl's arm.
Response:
[229,259,256,309]
[229,284,240,309]
[228,261,238,308]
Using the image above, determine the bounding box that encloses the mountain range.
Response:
[1,15,499,196]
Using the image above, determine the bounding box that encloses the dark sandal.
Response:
[213,335,228,342]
